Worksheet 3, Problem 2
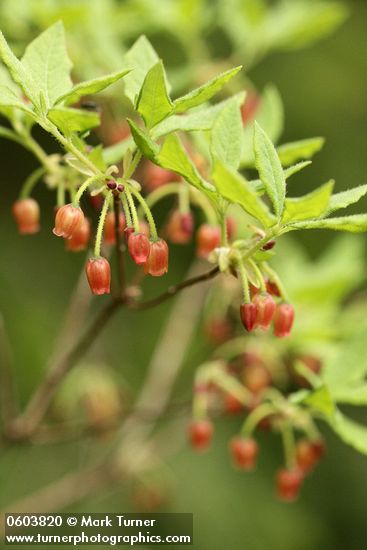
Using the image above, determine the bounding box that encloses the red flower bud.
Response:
[88,194,103,211]
[240,303,257,332]
[243,363,271,395]
[266,280,281,297]
[128,233,150,265]
[229,437,258,470]
[53,204,84,239]
[295,438,325,474]
[226,217,236,240]
[12,198,40,234]
[143,162,180,192]
[144,239,169,276]
[181,212,194,235]
[85,257,111,295]
[262,239,276,251]
[103,212,126,245]
[124,227,134,243]
[224,393,244,415]
[253,292,276,330]
[311,439,326,461]
[65,217,91,252]
[241,90,261,126]
[274,303,295,338]
[188,419,213,451]
[204,318,233,345]
[166,210,193,244]
[196,224,221,258]
[276,468,304,502]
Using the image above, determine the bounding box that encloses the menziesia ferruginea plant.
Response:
[1,22,367,507]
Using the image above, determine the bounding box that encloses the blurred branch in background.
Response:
[0,315,18,427]
[1,261,210,517]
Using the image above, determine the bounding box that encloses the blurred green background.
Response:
[0,1,367,549]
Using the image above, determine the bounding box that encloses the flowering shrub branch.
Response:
[1,16,367,509]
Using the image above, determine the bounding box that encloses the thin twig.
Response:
[128,265,220,310]
[5,265,218,441]
[113,193,126,298]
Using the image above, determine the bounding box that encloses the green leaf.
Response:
[332,384,367,406]
[323,322,367,391]
[301,385,335,418]
[282,180,334,223]
[153,93,245,138]
[127,119,159,161]
[103,135,135,165]
[277,137,325,167]
[268,2,348,51]
[173,66,242,114]
[55,68,132,106]
[157,134,216,197]
[47,107,100,135]
[324,185,367,217]
[88,145,107,172]
[251,161,312,194]
[210,97,243,169]
[328,409,367,456]
[0,31,38,106]
[253,121,285,218]
[123,36,159,106]
[211,160,274,227]
[288,215,367,233]
[21,21,73,108]
[0,84,33,113]
[136,61,173,128]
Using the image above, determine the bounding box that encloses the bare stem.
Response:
[128,266,220,310]
[113,193,126,298]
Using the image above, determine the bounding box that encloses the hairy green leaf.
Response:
[136,61,173,128]
[301,386,335,418]
[277,137,325,167]
[210,98,243,169]
[173,66,242,113]
[282,180,334,223]
[0,85,33,113]
[22,21,72,108]
[324,184,367,217]
[127,119,159,161]
[153,93,245,138]
[254,121,285,218]
[288,215,367,233]
[211,160,274,227]
[251,161,312,194]
[55,68,132,106]
[88,145,107,171]
[47,107,99,134]
[123,36,159,106]
[103,135,135,165]
[332,384,367,406]
[0,31,38,106]
[157,134,216,197]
